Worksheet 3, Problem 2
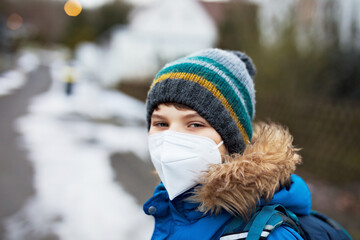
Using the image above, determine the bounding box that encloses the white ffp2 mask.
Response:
[148,130,223,200]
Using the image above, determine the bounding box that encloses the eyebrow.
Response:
[151,112,202,119]
[151,113,165,119]
[182,113,202,119]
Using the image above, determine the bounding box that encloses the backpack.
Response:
[220,204,353,240]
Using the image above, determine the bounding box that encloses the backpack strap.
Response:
[246,205,282,240]
[220,204,304,240]
[221,206,353,240]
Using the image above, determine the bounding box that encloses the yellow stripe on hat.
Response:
[151,72,250,144]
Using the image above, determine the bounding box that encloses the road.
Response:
[0,65,51,238]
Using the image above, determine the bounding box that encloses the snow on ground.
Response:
[0,71,26,97]
[4,57,153,240]
[0,51,40,97]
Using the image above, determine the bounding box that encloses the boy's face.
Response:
[149,104,228,157]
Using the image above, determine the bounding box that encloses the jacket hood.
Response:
[189,122,308,219]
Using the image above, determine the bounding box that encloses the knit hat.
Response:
[146,48,256,154]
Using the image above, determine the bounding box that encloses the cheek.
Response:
[148,127,156,135]
[218,144,228,163]
[208,131,223,146]
[149,124,162,135]
[219,144,227,154]
[207,130,228,157]
[202,129,225,151]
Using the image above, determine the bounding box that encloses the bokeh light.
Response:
[6,13,23,30]
[64,0,82,17]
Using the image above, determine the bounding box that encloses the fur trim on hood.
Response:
[190,122,302,219]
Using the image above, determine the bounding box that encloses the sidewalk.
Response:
[0,65,51,238]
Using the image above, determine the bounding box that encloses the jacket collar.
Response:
[144,183,233,239]
[144,183,211,221]
[187,122,307,219]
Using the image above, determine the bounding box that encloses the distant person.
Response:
[64,65,76,96]
[143,49,352,240]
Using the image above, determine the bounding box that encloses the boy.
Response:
[143,49,310,239]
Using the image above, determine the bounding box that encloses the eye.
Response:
[188,122,204,128]
[153,122,168,128]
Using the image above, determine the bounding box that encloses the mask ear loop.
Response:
[216,141,224,148]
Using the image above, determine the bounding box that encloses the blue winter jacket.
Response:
[144,123,312,239]
[144,175,311,240]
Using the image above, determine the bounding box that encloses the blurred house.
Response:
[76,0,219,87]
[199,0,227,25]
